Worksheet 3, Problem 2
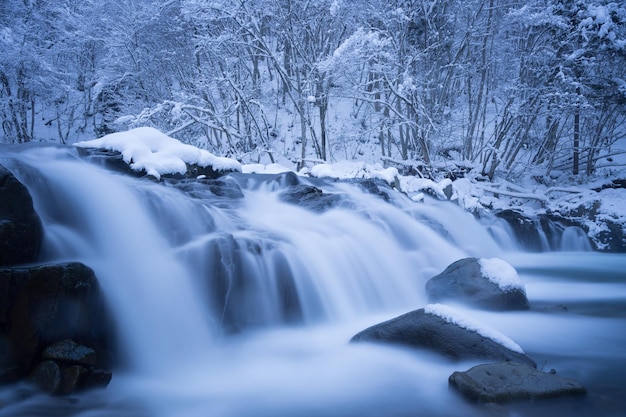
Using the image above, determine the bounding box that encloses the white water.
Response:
[1,145,625,417]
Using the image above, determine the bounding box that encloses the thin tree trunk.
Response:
[573,87,581,175]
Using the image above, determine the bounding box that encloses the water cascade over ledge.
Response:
[1,144,625,417]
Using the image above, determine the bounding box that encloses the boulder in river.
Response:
[449,361,587,403]
[425,257,529,311]
[351,304,535,367]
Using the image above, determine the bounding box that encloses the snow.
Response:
[479,258,525,292]
[399,177,452,201]
[550,186,626,250]
[242,163,293,175]
[310,161,399,185]
[424,303,524,354]
[74,127,241,180]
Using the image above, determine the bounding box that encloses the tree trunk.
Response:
[573,88,581,175]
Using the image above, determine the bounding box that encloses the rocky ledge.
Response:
[0,165,43,267]
[0,262,114,394]
[0,164,114,396]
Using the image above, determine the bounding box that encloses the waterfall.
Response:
[2,145,501,368]
[5,144,621,417]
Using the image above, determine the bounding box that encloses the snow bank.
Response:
[309,161,399,184]
[74,127,241,180]
[399,177,453,201]
[479,258,525,292]
[424,303,524,354]
[242,163,293,174]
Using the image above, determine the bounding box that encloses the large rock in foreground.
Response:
[425,258,529,311]
[0,262,113,392]
[0,164,43,266]
[449,362,587,403]
[351,304,535,367]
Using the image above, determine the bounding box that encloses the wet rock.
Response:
[494,210,545,251]
[0,164,43,266]
[350,178,392,201]
[279,184,345,212]
[0,263,113,385]
[272,171,301,187]
[27,361,62,394]
[42,340,96,366]
[449,362,587,403]
[172,177,244,201]
[57,365,88,396]
[351,307,535,367]
[82,368,112,390]
[425,258,529,311]
[27,351,110,395]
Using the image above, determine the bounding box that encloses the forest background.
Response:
[1,0,625,181]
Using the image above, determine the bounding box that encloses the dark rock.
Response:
[171,177,244,201]
[82,368,113,390]
[0,164,44,266]
[272,171,301,187]
[425,258,529,311]
[27,360,62,394]
[449,362,587,403]
[495,210,545,251]
[351,178,391,201]
[0,262,113,384]
[27,358,108,395]
[57,365,88,396]
[42,340,96,366]
[74,148,138,178]
[279,184,345,212]
[204,178,245,199]
[351,307,535,367]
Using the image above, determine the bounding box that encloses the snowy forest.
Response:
[1,0,625,179]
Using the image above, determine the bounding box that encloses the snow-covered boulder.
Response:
[425,258,529,311]
[350,304,535,367]
[75,127,241,180]
[449,362,586,403]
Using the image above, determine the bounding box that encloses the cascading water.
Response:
[1,144,625,417]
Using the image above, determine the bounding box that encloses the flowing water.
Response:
[1,144,625,417]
